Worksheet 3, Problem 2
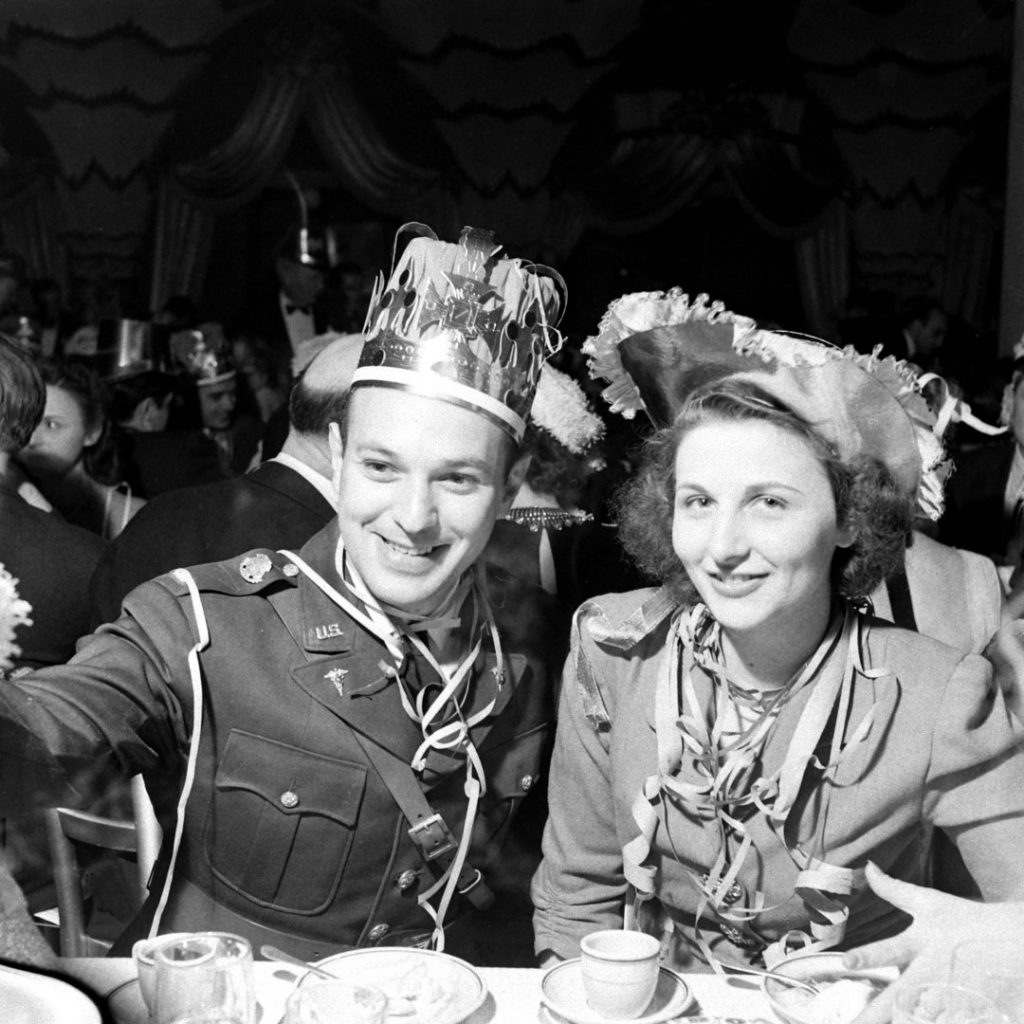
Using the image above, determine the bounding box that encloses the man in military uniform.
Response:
[0,224,569,962]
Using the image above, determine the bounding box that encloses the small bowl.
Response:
[762,951,898,1024]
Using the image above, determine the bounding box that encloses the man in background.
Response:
[91,333,363,623]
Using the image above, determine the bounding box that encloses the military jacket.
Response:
[0,523,568,960]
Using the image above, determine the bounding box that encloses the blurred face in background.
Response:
[198,379,237,432]
[21,384,99,479]
[909,309,947,357]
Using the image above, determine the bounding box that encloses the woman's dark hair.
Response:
[38,358,122,485]
[617,378,913,604]
[0,334,45,451]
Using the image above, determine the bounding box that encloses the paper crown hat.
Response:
[585,289,948,521]
[355,223,567,441]
[169,323,236,387]
[93,319,171,381]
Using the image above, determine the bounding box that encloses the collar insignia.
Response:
[239,552,273,584]
[313,623,345,641]
[325,667,349,697]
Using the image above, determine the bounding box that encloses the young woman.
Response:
[19,359,144,539]
[532,291,1024,972]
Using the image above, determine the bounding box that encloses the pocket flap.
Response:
[215,729,366,825]
[481,722,549,799]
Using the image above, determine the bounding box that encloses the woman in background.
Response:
[18,359,144,539]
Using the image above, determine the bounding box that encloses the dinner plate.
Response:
[540,959,693,1024]
[107,977,267,1024]
[0,963,102,1024]
[311,947,488,1024]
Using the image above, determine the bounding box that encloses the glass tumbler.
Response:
[894,982,1008,1024]
[950,939,1024,1021]
[153,932,256,1024]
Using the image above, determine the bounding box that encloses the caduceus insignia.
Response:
[325,667,349,697]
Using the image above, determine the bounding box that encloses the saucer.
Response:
[107,978,265,1024]
[541,959,693,1024]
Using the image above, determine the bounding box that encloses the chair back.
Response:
[42,775,162,957]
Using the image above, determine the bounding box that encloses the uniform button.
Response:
[368,924,390,942]
[280,790,299,809]
[282,563,299,577]
[395,870,418,892]
[520,774,535,792]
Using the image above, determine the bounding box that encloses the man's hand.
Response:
[846,862,1024,1024]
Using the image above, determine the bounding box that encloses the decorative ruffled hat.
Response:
[170,323,236,388]
[356,223,567,442]
[584,289,949,521]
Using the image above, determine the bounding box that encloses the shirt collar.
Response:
[269,451,336,508]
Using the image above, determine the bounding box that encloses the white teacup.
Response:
[131,932,191,1013]
[580,929,661,1019]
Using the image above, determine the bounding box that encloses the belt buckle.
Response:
[408,813,458,862]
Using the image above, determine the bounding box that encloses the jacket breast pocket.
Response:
[205,729,367,915]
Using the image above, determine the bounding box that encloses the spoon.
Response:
[719,962,821,995]
[260,944,335,981]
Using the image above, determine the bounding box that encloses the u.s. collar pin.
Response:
[325,667,349,697]
[239,552,273,584]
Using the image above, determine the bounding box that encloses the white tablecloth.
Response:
[59,958,780,1023]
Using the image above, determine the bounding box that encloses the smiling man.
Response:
[0,225,570,962]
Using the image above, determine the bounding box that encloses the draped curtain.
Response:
[939,191,1000,334]
[582,94,844,332]
[794,201,851,341]
[151,36,843,331]
[0,177,65,289]
[150,62,441,310]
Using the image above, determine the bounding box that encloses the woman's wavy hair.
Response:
[38,358,122,485]
[616,378,913,604]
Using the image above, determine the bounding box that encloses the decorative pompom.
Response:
[0,566,32,673]
[530,364,605,454]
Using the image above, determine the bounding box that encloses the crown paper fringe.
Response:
[530,364,605,454]
[360,227,565,439]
